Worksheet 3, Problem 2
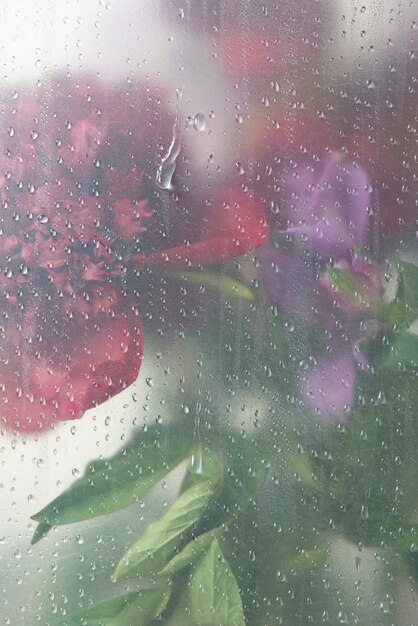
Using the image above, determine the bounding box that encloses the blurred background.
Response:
[1,1,417,624]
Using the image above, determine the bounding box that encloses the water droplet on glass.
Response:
[193,112,206,131]
[190,448,204,475]
[156,91,182,190]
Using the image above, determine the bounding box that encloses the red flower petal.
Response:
[218,30,301,76]
[0,287,143,432]
[138,188,269,267]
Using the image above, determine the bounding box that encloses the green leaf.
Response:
[197,434,268,530]
[384,330,418,368]
[380,519,418,553]
[31,424,194,544]
[189,538,246,626]
[31,522,52,544]
[284,548,328,578]
[166,269,255,301]
[397,259,418,308]
[159,528,221,576]
[389,258,418,325]
[188,446,224,482]
[107,586,170,626]
[71,591,140,623]
[55,587,170,626]
[327,265,368,307]
[114,475,220,581]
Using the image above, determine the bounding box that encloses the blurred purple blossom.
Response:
[261,152,381,421]
[284,151,370,258]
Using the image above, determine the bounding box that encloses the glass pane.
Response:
[1,1,417,625]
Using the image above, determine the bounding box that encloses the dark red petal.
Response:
[0,288,143,433]
[139,189,269,267]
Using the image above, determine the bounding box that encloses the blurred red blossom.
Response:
[0,77,268,432]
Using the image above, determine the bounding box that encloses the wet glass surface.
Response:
[1,1,418,624]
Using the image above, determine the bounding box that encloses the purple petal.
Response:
[259,244,294,309]
[260,242,345,329]
[285,153,370,257]
[301,352,357,421]
[259,243,327,320]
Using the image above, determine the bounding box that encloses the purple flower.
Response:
[281,152,370,258]
[301,353,357,421]
[261,152,379,421]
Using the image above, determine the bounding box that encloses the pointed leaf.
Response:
[159,528,221,576]
[55,587,169,626]
[380,519,418,553]
[167,269,255,301]
[384,330,418,369]
[327,266,365,303]
[189,538,246,626]
[107,586,170,626]
[31,522,52,545]
[31,424,194,543]
[73,591,141,621]
[386,258,418,326]
[196,434,268,531]
[284,549,327,578]
[396,259,418,317]
[114,474,220,581]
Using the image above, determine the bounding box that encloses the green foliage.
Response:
[385,258,418,327]
[395,259,418,318]
[31,423,194,543]
[106,586,170,626]
[384,330,418,368]
[159,528,221,576]
[166,268,255,301]
[327,265,369,307]
[165,539,246,626]
[54,587,170,626]
[33,255,418,625]
[189,539,246,626]
[113,472,221,580]
[284,548,328,578]
[195,433,269,533]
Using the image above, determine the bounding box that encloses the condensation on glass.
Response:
[1,1,417,625]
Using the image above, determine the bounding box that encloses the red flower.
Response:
[0,286,142,432]
[218,29,301,77]
[0,77,268,432]
[139,188,268,267]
